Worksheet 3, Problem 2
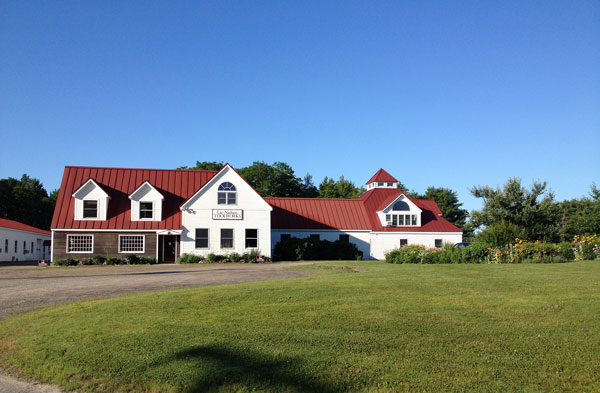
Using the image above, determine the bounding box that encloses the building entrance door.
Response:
[163,235,177,262]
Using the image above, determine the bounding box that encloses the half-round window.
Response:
[218,182,236,191]
[218,182,237,205]
[392,201,410,211]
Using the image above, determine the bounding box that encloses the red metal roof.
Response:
[266,197,371,230]
[0,218,51,235]
[52,166,461,233]
[360,189,461,232]
[268,189,460,232]
[367,168,398,184]
[51,166,218,230]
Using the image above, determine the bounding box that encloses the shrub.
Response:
[229,252,242,263]
[138,256,157,264]
[51,258,78,266]
[177,253,204,264]
[80,257,96,265]
[385,245,431,264]
[105,257,122,265]
[476,221,523,248]
[556,242,575,261]
[122,254,156,264]
[206,253,227,263]
[274,237,362,261]
[461,242,488,264]
[124,254,141,265]
[92,255,106,265]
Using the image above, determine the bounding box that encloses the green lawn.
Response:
[1,262,599,393]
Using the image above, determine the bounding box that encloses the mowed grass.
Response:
[1,262,599,393]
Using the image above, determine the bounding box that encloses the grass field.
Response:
[1,261,599,393]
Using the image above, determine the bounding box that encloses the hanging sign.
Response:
[212,209,243,220]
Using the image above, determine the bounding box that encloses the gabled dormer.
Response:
[377,193,423,227]
[366,168,398,190]
[72,179,110,221]
[129,181,164,221]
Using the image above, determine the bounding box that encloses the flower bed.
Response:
[385,236,599,264]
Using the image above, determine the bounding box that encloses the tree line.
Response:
[1,161,597,242]
[0,175,58,230]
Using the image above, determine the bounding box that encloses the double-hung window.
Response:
[119,235,145,253]
[139,202,153,219]
[195,229,209,248]
[221,229,234,248]
[83,200,98,218]
[245,229,258,248]
[67,235,93,253]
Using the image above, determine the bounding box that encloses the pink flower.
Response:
[509,244,513,248]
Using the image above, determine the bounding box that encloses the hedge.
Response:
[51,255,156,266]
[273,237,362,261]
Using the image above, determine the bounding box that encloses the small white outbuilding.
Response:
[0,218,51,262]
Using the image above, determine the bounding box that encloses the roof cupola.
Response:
[366,168,398,190]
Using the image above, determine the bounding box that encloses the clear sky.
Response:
[1,1,598,212]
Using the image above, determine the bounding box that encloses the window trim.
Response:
[220,228,234,249]
[82,200,99,219]
[66,234,94,253]
[195,228,209,249]
[245,228,258,249]
[118,235,145,253]
[139,201,154,220]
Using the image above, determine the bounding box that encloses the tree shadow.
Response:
[153,344,347,393]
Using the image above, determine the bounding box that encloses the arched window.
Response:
[392,201,410,211]
[218,182,237,205]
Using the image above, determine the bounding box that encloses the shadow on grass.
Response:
[156,344,346,393]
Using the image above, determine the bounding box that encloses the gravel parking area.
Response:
[0,262,312,320]
[0,262,313,392]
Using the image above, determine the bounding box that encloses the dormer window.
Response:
[140,202,153,219]
[83,200,98,218]
[381,194,422,227]
[72,179,110,221]
[129,181,164,222]
[218,182,236,205]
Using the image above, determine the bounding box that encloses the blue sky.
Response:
[1,1,598,212]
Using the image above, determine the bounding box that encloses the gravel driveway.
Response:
[0,262,313,393]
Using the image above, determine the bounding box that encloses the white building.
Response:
[51,165,462,261]
[0,218,51,262]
